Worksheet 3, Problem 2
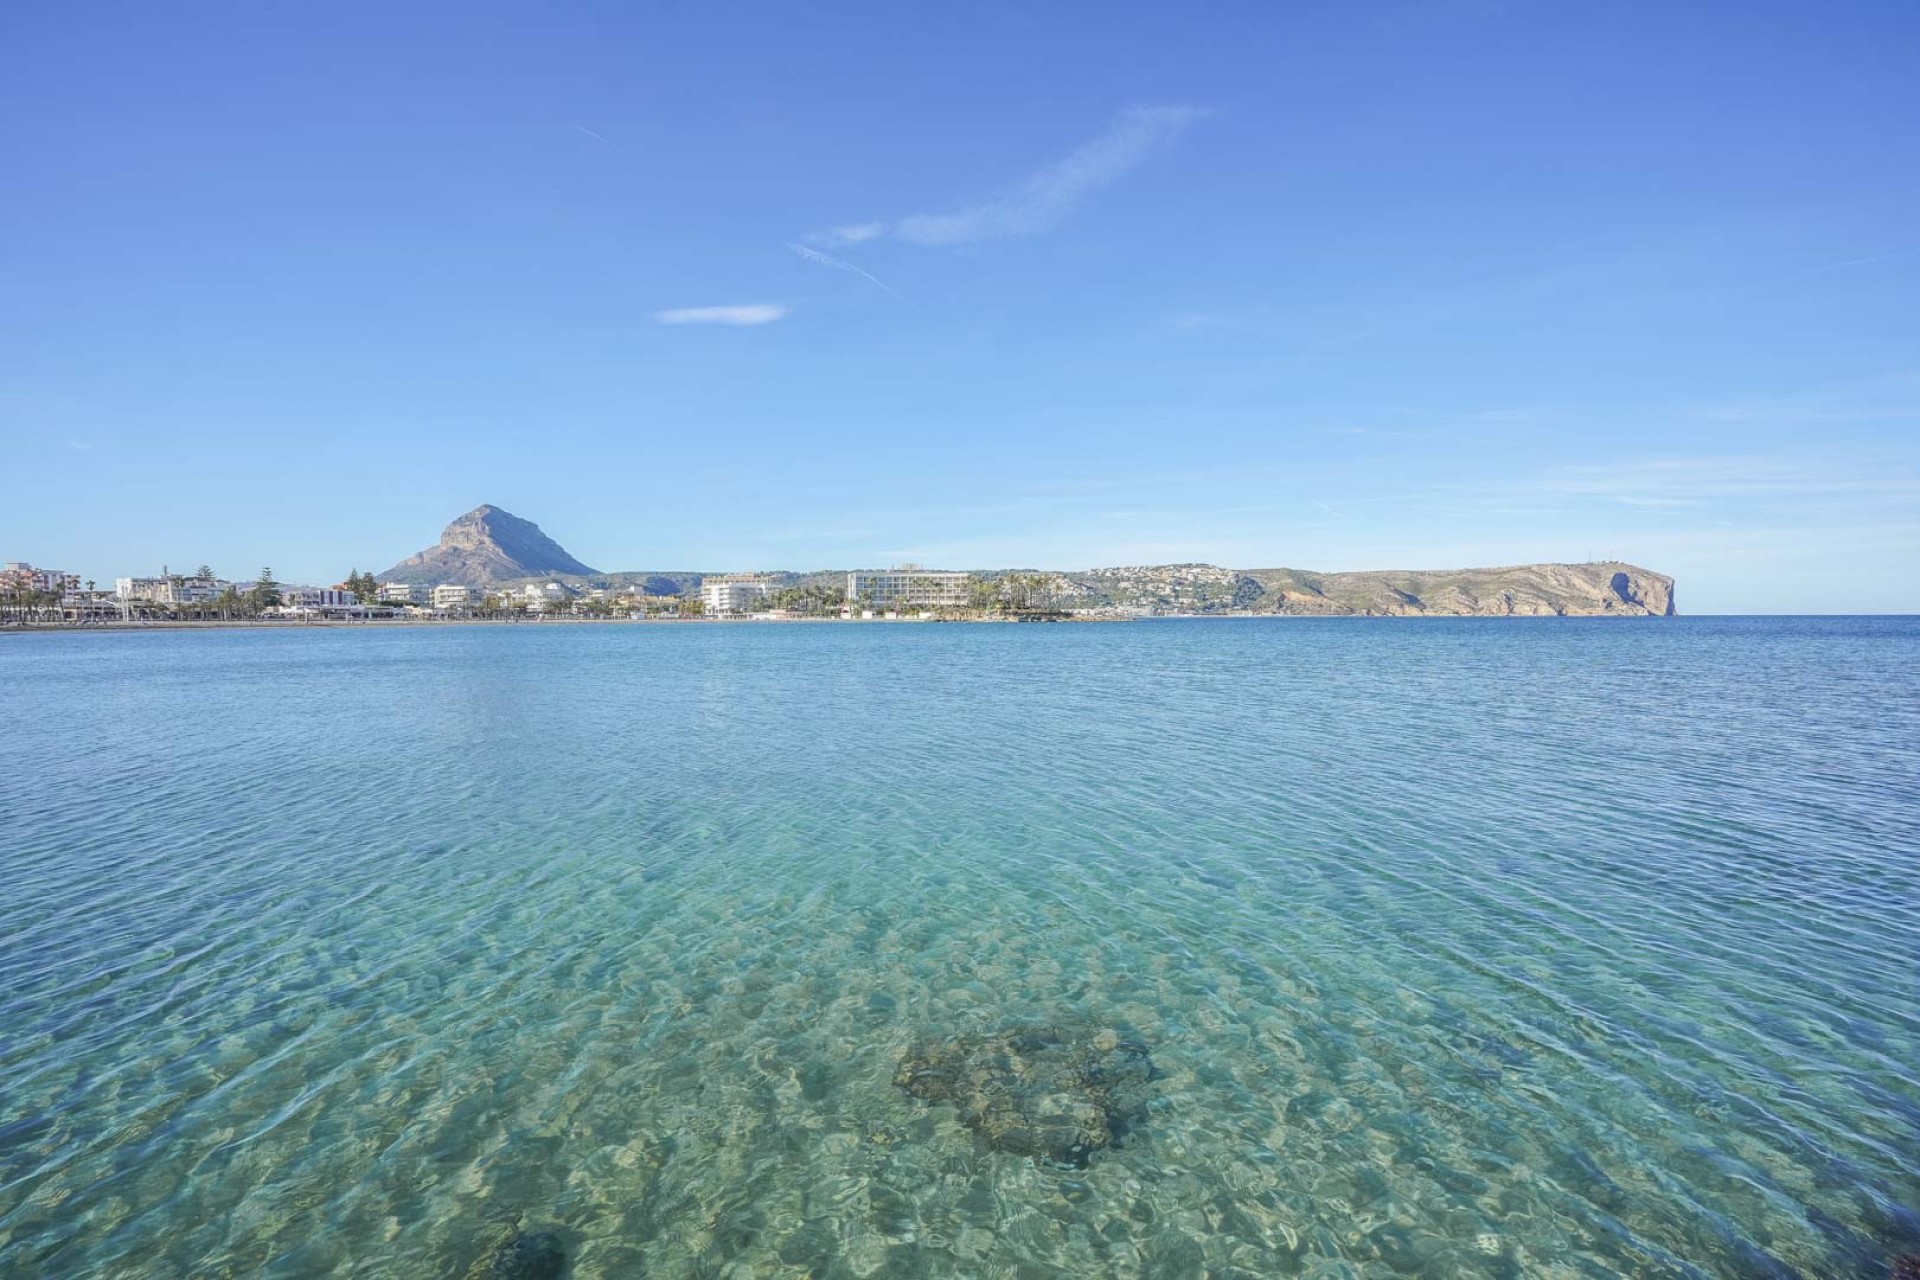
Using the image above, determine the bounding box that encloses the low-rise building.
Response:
[378,582,426,604]
[114,572,227,604]
[281,587,359,610]
[847,565,969,610]
[432,584,472,609]
[700,574,774,616]
[518,582,571,613]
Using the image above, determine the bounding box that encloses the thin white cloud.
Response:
[1330,425,1424,440]
[807,106,1205,250]
[1531,455,1920,508]
[785,242,900,298]
[821,222,885,245]
[895,106,1204,246]
[653,304,788,326]
[574,124,609,144]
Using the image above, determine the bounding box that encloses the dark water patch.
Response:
[895,1023,1154,1167]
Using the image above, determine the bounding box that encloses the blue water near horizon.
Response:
[2,618,1917,1278]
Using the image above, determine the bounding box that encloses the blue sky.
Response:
[3,0,1916,612]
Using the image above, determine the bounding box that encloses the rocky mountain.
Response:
[378,505,599,587]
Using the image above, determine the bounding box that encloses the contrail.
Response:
[574,124,609,143]
[1730,252,1894,295]
[785,241,901,299]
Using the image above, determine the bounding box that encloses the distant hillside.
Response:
[374,508,1674,614]
[378,506,599,587]
[1231,561,1675,617]
[996,561,1674,616]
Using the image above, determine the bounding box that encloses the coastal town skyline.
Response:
[5,502,1678,620]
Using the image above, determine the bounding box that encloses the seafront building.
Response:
[432,584,472,609]
[280,587,358,610]
[518,582,571,613]
[3,562,81,594]
[378,582,427,604]
[114,572,227,604]
[700,574,774,616]
[847,566,969,610]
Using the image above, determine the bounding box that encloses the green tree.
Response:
[251,567,281,612]
[342,569,376,605]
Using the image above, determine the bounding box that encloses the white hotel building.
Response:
[700,574,774,616]
[846,566,969,610]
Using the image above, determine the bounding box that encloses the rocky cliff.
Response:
[378,506,599,587]
[995,561,1674,615]
[1232,561,1676,617]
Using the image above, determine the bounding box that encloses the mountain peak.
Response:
[379,505,599,586]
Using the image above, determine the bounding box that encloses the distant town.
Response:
[1,503,1678,626]
[0,560,1037,625]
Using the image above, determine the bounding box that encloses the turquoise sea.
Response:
[2,618,1917,1279]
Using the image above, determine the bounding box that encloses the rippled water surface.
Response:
[3,618,1918,1278]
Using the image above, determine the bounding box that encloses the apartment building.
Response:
[281,587,359,610]
[3,562,81,594]
[846,566,969,610]
[700,574,774,615]
[114,573,226,604]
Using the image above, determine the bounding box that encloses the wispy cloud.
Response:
[1329,425,1424,440]
[573,124,609,144]
[1532,454,1920,508]
[1724,251,1898,296]
[823,222,885,244]
[653,304,788,326]
[807,106,1205,249]
[785,242,900,298]
[896,106,1203,245]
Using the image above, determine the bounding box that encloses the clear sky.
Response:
[3,1,1916,612]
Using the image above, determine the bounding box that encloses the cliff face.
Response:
[378,506,599,587]
[1233,561,1675,617]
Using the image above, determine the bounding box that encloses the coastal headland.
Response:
[6,504,1675,627]
[369,507,1675,617]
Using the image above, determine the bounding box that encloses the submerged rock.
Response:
[484,1230,567,1280]
[1893,1256,1920,1280]
[893,1023,1153,1167]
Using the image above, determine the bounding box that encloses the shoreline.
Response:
[0,611,1696,636]
[0,615,1121,635]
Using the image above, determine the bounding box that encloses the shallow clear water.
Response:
[2,618,1917,1279]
